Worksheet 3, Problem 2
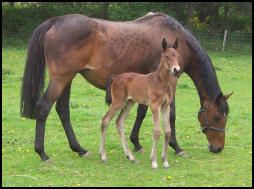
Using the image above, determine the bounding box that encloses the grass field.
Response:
[2,47,252,187]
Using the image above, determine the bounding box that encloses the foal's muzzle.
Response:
[173,67,180,77]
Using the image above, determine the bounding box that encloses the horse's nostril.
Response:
[209,144,223,153]
[174,68,180,76]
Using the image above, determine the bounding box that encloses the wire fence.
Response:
[192,31,252,54]
[2,26,252,54]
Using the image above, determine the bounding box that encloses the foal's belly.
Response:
[127,74,149,105]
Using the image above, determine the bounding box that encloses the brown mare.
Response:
[20,12,233,162]
[100,38,180,168]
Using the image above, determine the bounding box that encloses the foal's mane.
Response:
[135,12,229,115]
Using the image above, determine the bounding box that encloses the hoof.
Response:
[176,151,188,158]
[126,156,137,163]
[164,164,170,169]
[152,162,158,169]
[40,153,50,162]
[131,159,138,164]
[43,158,52,163]
[152,165,159,169]
[133,147,145,153]
[102,158,108,163]
[79,151,92,157]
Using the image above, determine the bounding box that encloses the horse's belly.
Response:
[79,67,108,90]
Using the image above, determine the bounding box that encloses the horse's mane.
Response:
[135,12,229,114]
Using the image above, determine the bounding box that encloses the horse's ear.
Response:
[172,38,178,50]
[224,92,233,100]
[162,38,167,52]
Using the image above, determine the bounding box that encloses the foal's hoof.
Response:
[131,159,138,164]
[79,151,92,157]
[126,156,138,163]
[176,151,188,158]
[133,147,145,153]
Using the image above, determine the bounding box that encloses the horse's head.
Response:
[198,92,233,153]
[161,38,180,77]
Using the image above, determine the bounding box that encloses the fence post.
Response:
[222,30,228,52]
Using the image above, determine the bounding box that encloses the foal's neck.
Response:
[154,59,173,89]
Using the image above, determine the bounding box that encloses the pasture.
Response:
[2,47,252,187]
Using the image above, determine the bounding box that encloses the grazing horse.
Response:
[100,38,180,169]
[20,12,232,161]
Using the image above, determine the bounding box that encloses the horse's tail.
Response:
[105,75,117,106]
[20,20,55,119]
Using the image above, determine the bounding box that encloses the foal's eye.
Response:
[165,56,169,59]
[214,117,221,122]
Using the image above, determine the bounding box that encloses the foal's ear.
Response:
[162,38,167,51]
[172,38,179,50]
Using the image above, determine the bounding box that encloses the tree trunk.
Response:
[100,2,110,20]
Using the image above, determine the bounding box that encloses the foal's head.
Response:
[161,38,180,77]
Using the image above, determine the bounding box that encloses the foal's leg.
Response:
[130,104,148,152]
[55,82,90,157]
[150,104,161,169]
[35,79,67,161]
[161,105,171,168]
[99,103,123,162]
[116,100,136,163]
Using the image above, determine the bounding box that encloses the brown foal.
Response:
[99,38,180,169]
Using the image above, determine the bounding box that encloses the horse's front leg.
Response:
[161,104,171,168]
[150,104,161,169]
[130,104,148,152]
[55,82,91,157]
[168,97,188,157]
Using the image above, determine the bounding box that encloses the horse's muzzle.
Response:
[173,68,180,77]
[209,144,223,153]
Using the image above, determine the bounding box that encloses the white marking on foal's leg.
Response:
[151,130,160,169]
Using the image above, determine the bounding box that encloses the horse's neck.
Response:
[185,57,221,105]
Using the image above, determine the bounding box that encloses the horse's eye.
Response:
[214,117,221,122]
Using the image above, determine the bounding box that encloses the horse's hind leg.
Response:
[35,79,67,161]
[116,100,136,163]
[55,82,90,157]
[99,102,123,162]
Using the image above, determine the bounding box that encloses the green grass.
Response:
[2,47,252,187]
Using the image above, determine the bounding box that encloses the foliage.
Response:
[189,16,210,32]
[2,47,252,187]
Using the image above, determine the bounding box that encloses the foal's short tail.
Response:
[20,19,55,119]
[105,75,117,105]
